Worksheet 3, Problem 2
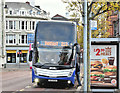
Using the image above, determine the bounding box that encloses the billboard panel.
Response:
[28,33,34,44]
[90,44,118,88]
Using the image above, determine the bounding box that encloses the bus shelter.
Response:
[90,38,120,92]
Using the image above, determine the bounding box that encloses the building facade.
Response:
[107,10,119,37]
[5,2,48,68]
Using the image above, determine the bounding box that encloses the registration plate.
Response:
[48,79,58,82]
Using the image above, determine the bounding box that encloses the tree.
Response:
[62,0,119,39]
[62,0,119,91]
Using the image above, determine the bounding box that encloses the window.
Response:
[6,34,16,44]
[14,35,16,43]
[22,21,24,30]
[20,53,27,63]
[32,21,35,30]
[22,35,24,43]
[30,21,31,30]
[10,10,12,15]
[26,21,27,30]
[9,35,13,43]
[6,34,8,43]
[6,21,8,30]
[37,11,41,15]
[7,53,16,63]
[19,21,21,29]
[22,11,24,15]
[26,35,27,44]
[9,21,13,29]
[14,21,16,29]
[19,35,27,44]
[114,21,117,36]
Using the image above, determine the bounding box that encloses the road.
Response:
[2,68,82,92]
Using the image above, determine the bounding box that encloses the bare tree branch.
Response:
[89,8,109,20]
[88,4,107,20]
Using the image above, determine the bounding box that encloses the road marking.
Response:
[19,89,24,91]
[25,85,31,88]
[33,83,37,87]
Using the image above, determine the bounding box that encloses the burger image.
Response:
[91,61,103,71]
[103,65,117,83]
[90,71,104,84]
[103,65,117,76]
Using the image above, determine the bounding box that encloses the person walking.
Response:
[76,62,82,87]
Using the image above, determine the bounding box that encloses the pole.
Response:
[83,0,87,92]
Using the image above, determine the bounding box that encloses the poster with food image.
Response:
[90,45,117,88]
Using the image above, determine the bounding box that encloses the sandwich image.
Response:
[91,61,103,71]
[103,65,117,83]
[103,65,117,76]
[91,71,104,84]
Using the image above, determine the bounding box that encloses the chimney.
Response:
[4,5,8,8]
[26,1,30,5]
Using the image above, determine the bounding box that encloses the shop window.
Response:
[7,53,16,63]
[18,50,28,63]
[20,53,27,63]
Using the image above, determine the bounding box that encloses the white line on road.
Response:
[19,89,24,91]
[25,85,31,88]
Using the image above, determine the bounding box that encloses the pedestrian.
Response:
[76,62,82,87]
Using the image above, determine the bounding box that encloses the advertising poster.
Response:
[90,45,117,88]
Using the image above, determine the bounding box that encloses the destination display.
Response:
[90,45,117,88]
[38,41,69,47]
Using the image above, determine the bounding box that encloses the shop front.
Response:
[6,47,29,67]
[7,50,16,63]
[17,50,28,63]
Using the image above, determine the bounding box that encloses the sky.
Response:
[5,0,68,17]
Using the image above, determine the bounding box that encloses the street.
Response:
[2,68,82,92]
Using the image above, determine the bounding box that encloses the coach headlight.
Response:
[34,78,39,83]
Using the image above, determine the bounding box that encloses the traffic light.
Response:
[17,50,22,57]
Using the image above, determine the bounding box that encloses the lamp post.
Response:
[118,2,120,36]
[83,0,87,92]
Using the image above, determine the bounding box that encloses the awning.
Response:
[21,50,28,53]
[7,50,16,53]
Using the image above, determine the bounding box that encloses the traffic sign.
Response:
[90,20,97,30]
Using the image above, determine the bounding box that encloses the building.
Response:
[0,0,6,68]
[107,10,120,37]
[5,2,48,68]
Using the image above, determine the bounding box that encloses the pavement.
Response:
[1,67,31,72]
